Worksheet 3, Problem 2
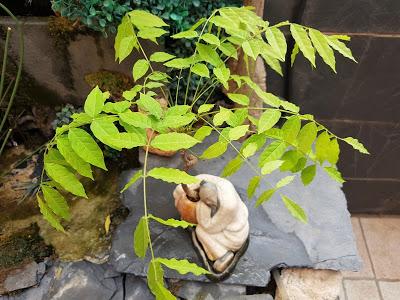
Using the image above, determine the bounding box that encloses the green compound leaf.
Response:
[84,86,105,118]
[291,43,299,66]
[326,36,356,62]
[171,30,198,39]
[218,42,238,59]
[343,137,369,154]
[276,175,296,188]
[156,258,210,276]
[227,93,250,106]
[68,128,107,170]
[115,15,135,62]
[121,170,143,193]
[103,101,131,114]
[148,214,195,229]
[132,59,150,81]
[324,166,345,183]
[45,162,87,198]
[197,43,223,66]
[118,36,136,62]
[301,164,316,186]
[265,27,287,61]
[261,160,284,175]
[213,66,230,89]
[282,115,301,144]
[150,51,175,62]
[290,24,315,67]
[258,109,281,133]
[213,107,233,126]
[41,185,70,221]
[37,195,65,233]
[122,85,142,100]
[147,167,200,184]
[198,104,214,114]
[133,216,150,258]
[201,33,220,46]
[315,131,339,165]
[221,155,243,177]
[150,132,199,151]
[247,176,261,199]
[228,125,249,141]
[242,40,259,60]
[164,58,192,69]
[137,27,168,43]
[193,126,213,141]
[119,111,152,128]
[137,93,163,119]
[191,63,209,78]
[297,122,318,154]
[309,28,336,72]
[165,105,190,116]
[255,189,276,207]
[281,195,307,223]
[259,140,287,167]
[200,141,228,159]
[129,10,169,28]
[147,260,175,300]
[44,148,69,167]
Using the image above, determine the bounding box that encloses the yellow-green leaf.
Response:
[84,86,105,118]
[193,126,213,141]
[282,116,301,144]
[247,176,261,198]
[227,93,249,106]
[45,163,87,198]
[133,216,150,258]
[197,43,223,66]
[129,10,169,28]
[200,141,228,159]
[119,111,152,128]
[191,63,209,78]
[198,104,214,114]
[343,137,369,154]
[290,24,315,67]
[121,170,143,192]
[132,59,150,81]
[68,128,107,170]
[149,51,175,62]
[309,28,336,72]
[156,258,210,276]
[324,166,345,183]
[259,140,286,167]
[291,43,299,66]
[37,195,65,233]
[281,195,307,223]
[221,155,243,177]
[326,36,356,62]
[148,214,195,228]
[276,175,295,188]
[171,30,198,39]
[255,189,276,207]
[301,164,316,186]
[297,122,317,154]
[137,93,163,119]
[228,125,249,141]
[213,66,230,89]
[258,109,281,133]
[261,160,284,175]
[147,167,200,184]
[201,33,220,45]
[147,260,175,300]
[150,132,199,151]
[265,27,287,61]
[42,185,70,221]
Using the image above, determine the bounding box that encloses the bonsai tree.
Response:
[35,7,369,299]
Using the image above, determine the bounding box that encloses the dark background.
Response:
[264,0,400,213]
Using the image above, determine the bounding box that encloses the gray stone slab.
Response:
[2,262,41,293]
[173,280,246,300]
[110,133,361,287]
[124,275,153,300]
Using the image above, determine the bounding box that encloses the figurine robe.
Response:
[173,174,249,271]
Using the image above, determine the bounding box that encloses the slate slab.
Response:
[0,261,146,300]
[110,133,361,287]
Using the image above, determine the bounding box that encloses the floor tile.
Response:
[344,279,380,300]
[339,281,346,300]
[379,281,400,300]
[342,217,374,278]
[360,217,400,280]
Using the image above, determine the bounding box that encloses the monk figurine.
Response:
[173,174,249,278]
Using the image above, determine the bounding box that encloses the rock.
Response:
[1,262,41,294]
[110,133,361,287]
[0,261,129,300]
[124,275,153,300]
[223,295,274,300]
[172,280,246,300]
[275,268,342,300]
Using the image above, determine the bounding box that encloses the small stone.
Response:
[124,275,153,300]
[275,268,342,300]
[3,262,40,293]
[222,295,274,300]
[173,280,246,300]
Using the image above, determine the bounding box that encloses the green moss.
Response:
[85,70,133,99]
[0,223,53,270]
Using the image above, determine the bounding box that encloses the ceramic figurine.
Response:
[173,174,249,280]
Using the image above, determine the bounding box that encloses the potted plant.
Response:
[35,7,369,299]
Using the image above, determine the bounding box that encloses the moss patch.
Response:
[85,70,133,100]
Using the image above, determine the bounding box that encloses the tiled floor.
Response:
[341,215,400,300]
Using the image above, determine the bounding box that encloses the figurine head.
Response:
[199,181,218,208]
